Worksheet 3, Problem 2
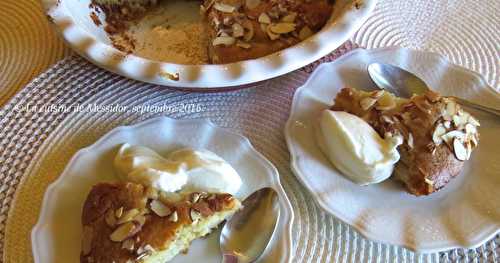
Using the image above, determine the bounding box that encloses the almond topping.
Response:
[441,130,465,146]
[110,222,137,242]
[432,124,446,144]
[424,177,434,185]
[159,192,182,204]
[465,123,477,135]
[190,209,202,223]
[117,208,140,224]
[121,239,135,251]
[236,40,251,49]
[468,116,480,126]
[145,187,158,200]
[105,209,116,227]
[266,27,280,40]
[443,120,451,129]
[360,97,377,110]
[232,23,244,38]
[213,2,236,13]
[258,13,271,24]
[446,101,457,117]
[168,211,178,222]
[150,200,172,217]
[269,23,296,34]
[81,226,93,256]
[380,115,394,124]
[115,207,124,218]
[407,133,414,149]
[191,193,201,203]
[453,138,468,161]
[245,0,261,9]
[298,26,313,40]
[281,12,297,23]
[212,36,236,46]
[133,214,146,226]
[242,20,254,41]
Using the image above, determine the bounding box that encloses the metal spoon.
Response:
[220,187,280,263]
[368,62,500,117]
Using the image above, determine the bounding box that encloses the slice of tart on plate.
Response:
[81,182,241,263]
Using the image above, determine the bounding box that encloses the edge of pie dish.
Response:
[41,0,377,89]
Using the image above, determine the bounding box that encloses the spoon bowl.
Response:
[220,187,280,263]
[368,62,500,116]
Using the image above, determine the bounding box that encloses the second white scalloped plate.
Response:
[32,117,293,263]
[41,0,376,89]
[285,47,500,253]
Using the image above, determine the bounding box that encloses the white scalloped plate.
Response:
[284,47,500,253]
[31,117,293,263]
[41,0,376,89]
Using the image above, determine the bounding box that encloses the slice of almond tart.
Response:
[80,182,241,263]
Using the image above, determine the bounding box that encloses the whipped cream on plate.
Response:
[114,144,242,194]
[316,110,402,185]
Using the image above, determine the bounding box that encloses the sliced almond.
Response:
[81,226,93,256]
[375,93,396,110]
[110,222,137,242]
[159,192,182,204]
[245,0,260,9]
[446,101,457,116]
[281,12,297,23]
[212,36,236,46]
[121,238,135,251]
[452,114,468,127]
[133,214,146,226]
[407,133,414,149]
[453,138,467,161]
[471,134,479,147]
[145,186,158,200]
[266,27,280,40]
[232,23,244,38]
[432,124,446,144]
[190,209,202,223]
[468,116,480,126]
[150,200,172,217]
[465,123,477,135]
[443,120,451,129]
[380,115,394,124]
[371,90,384,99]
[213,2,236,13]
[466,141,472,160]
[441,130,465,146]
[236,40,251,49]
[360,97,377,110]
[115,207,124,218]
[242,20,254,41]
[269,23,296,34]
[258,13,271,24]
[117,208,140,224]
[105,209,116,227]
[424,177,434,185]
[191,193,201,203]
[298,26,313,40]
[168,211,178,222]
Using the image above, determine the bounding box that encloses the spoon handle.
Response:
[451,96,500,117]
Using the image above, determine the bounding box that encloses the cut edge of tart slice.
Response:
[80,182,241,263]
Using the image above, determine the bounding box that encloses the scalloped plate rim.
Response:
[32,116,294,262]
[284,46,500,253]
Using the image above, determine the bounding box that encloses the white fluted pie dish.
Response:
[285,47,500,253]
[42,0,376,89]
[32,117,293,262]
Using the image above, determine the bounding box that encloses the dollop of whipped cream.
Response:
[114,144,242,194]
[316,110,402,185]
